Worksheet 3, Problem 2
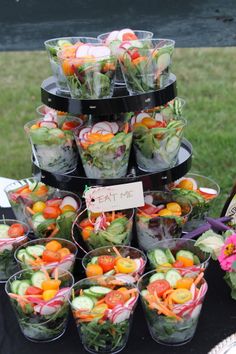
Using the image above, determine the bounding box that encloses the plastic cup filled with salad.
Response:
[97,28,153,84]
[15,238,77,274]
[136,191,192,251]
[138,268,207,345]
[146,238,210,271]
[58,43,117,99]
[70,275,139,353]
[131,112,186,172]
[24,190,81,240]
[74,120,132,178]
[44,37,101,93]
[82,245,146,283]
[24,114,82,174]
[0,220,29,282]
[4,178,55,224]
[167,173,220,231]
[75,209,134,250]
[5,267,74,342]
[119,38,175,94]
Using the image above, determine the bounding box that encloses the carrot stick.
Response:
[54,267,59,281]
[194,272,204,286]
[124,122,129,134]
[163,289,174,299]
[112,246,122,258]
[111,211,115,221]
[26,206,36,215]
[49,227,60,238]
[96,297,106,305]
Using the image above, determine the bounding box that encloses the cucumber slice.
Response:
[165,249,175,264]
[0,225,10,239]
[193,255,201,265]
[165,269,182,287]
[153,249,169,265]
[89,286,111,296]
[57,39,72,48]
[31,271,48,289]
[26,245,45,257]
[32,213,46,228]
[16,249,27,262]
[176,250,194,261]
[17,250,34,263]
[83,289,99,301]
[166,136,180,154]
[104,270,116,276]
[11,280,21,294]
[90,257,98,264]
[149,272,165,283]
[17,281,30,296]
[71,295,94,311]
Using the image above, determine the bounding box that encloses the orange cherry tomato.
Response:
[45,240,62,252]
[98,255,116,273]
[42,279,61,291]
[85,264,103,277]
[81,226,94,241]
[58,247,71,258]
[176,278,194,290]
[141,117,157,128]
[117,287,130,301]
[122,33,138,41]
[79,218,94,228]
[176,256,194,267]
[8,223,25,238]
[62,121,80,131]
[147,279,171,297]
[34,185,48,197]
[104,290,125,309]
[43,206,61,219]
[42,250,61,263]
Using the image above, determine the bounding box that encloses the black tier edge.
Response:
[32,139,192,196]
[41,74,177,115]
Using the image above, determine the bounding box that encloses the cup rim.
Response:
[97,30,154,40]
[184,172,220,196]
[44,36,100,47]
[57,48,117,62]
[4,177,40,194]
[24,116,83,132]
[81,244,147,270]
[14,237,78,266]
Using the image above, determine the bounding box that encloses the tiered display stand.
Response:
[33,74,192,194]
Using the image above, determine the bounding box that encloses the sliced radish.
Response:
[109,122,119,134]
[29,298,45,305]
[155,113,164,122]
[124,296,138,309]
[55,287,71,298]
[78,127,92,140]
[190,304,202,319]
[144,194,154,205]
[106,31,119,44]
[46,298,64,307]
[60,196,78,211]
[112,308,131,324]
[91,122,113,133]
[133,258,144,273]
[130,116,137,126]
[119,41,132,51]
[115,274,135,283]
[117,29,134,41]
[46,198,62,207]
[89,46,111,59]
[43,112,57,122]
[190,283,197,299]
[39,304,60,315]
[39,121,58,129]
[75,44,91,58]
[136,112,151,123]
[199,187,217,196]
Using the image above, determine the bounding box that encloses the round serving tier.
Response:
[32,139,192,196]
[41,74,177,115]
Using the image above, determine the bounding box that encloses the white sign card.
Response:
[84,181,145,213]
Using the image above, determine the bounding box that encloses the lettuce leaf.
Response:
[194,230,224,260]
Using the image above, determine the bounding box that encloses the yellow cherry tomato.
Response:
[91,304,108,317]
[61,205,76,213]
[32,201,46,213]
[30,124,39,130]
[176,179,194,190]
[141,117,157,128]
[42,289,58,301]
[116,258,137,274]
[171,289,192,304]
[158,208,173,216]
[42,279,61,291]
[166,202,182,214]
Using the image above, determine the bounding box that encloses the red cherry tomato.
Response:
[43,206,61,219]
[79,218,94,228]
[172,260,185,268]
[104,290,125,309]
[147,279,171,297]
[98,255,116,272]
[8,223,25,238]
[139,203,160,215]
[42,250,61,263]
[62,121,80,131]
[25,286,43,296]
[46,198,62,207]
[154,121,167,128]
[122,33,138,41]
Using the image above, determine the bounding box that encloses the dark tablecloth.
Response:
[0,207,235,354]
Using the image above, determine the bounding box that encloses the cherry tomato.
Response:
[45,198,62,207]
[98,255,116,272]
[43,206,61,219]
[42,250,61,263]
[79,218,94,228]
[116,258,137,274]
[104,290,125,309]
[45,240,62,252]
[176,256,194,267]
[25,286,43,296]
[8,223,25,238]
[139,203,161,215]
[147,279,171,297]
[171,289,192,304]
[154,121,167,128]
[62,121,80,131]
[122,33,138,41]
[172,260,185,268]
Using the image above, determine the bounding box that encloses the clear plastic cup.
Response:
[58,44,117,99]
[74,120,132,178]
[70,275,139,353]
[44,37,101,93]
[167,173,220,232]
[138,269,208,346]
[4,178,55,224]
[119,38,175,94]
[5,268,74,342]
[24,116,82,173]
[15,238,78,273]
[74,209,134,251]
[146,238,210,270]
[97,30,153,84]
[24,189,81,240]
[136,191,192,251]
[82,245,147,282]
[0,219,29,282]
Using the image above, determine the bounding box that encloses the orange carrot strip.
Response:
[111,211,115,221]
[54,267,59,281]
[124,122,129,134]
[112,246,122,258]
[26,206,36,215]
[49,227,60,239]
[163,289,174,299]
[194,272,204,286]
[96,297,106,305]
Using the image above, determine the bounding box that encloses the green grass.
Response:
[0,48,236,217]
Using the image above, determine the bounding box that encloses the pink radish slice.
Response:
[78,127,92,140]
[117,28,134,41]
[39,121,58,129]
[133,258,144,273]
[199,187,217,196]
[144,194,154,205]
[190,304,202,319]
[0,244,13,251]
[91,122,113,133]
[30,298,46,305]
[39,304,61,315]
[115,274,135,283]
[46,299,64,307]
[55,287,71,298]
[190,283,197,299]
[112,308,131,324]
[60,196,78,211]
[124,296,137,309]
[109,122,119,134]
[46,198,62,207]
[90,46,111,59]
[106,31,119,44]
[75,44,90,58]
[136,112,151,123]
[43,112,57,122]
[119,41,132,51]
[130,116,137,126]
[96,130,111,135]
[155,113,164,122]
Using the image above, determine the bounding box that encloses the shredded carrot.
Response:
[194,272,204,286]
[79,289,84,296]
[112,246,122,258]
[54,267,59,281]
[154,297,182,321]
[111,210,115,221]
[123,122,129,134]
[41,267,50,280]
[162,289,174,299]
[26,206,36,215]
[96,297,106,305]
[49,227,60,238]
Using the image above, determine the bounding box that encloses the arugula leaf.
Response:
[194,230,224,260]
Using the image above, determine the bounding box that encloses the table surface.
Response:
[0,206,235,354]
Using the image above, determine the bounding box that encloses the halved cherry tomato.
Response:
[8,223,25,238]
[118,287,130,301]
[46,198,62,207]
[42,279,61,291]
[79,218,94,228]
[42,289,58,301]
[43,206,61,219]
[16,186,31,195]
[81,226,94,241]
[86,264,103,277]
[25,286,43,296]
[176,277,194,290]
[171,288,192,304]
[58,247,71,258]
[139,203,161,215]
[62,121,80,131]
[176,256,194,267]
[46,240,62,252]
[98,255,116,272]
[147,279,171,297]
[166,202,182,214]
[104,290,125,309]
[172,260,185,268]
[33,185,48,197]
[141,117,157,128]
[60,205,76,213]
[122,33,138,41]
[158,208,173,217]
[42,250,61,263]
[32,201,46,213]
[154,121,167,128]
[116,258,137,274]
